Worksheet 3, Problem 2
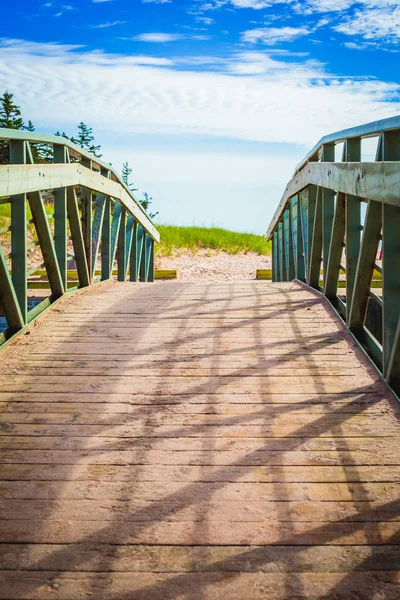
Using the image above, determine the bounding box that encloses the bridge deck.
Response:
[0,280,400,599]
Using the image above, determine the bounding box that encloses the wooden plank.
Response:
[0,543,399,572]
[0,463,398,483]
[0,571,399,600]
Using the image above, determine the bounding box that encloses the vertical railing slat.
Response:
[348,199,382,334]
[91,195,106,276]
[272,231,278,282]
[325,192,346,300]
[343,137,362,324]
[147,238,155,282]
[140,230,148,282]
[293,195,305,282]
[81,158,93,283]
[101,197,111,280]
[0,244,24,331]
[129,220,139,282]
[66,187,90,288]
[284,208,295,281]
[308,186,322,289]
[381,130,400,376]
[10,139,27,323]
[117,207,127,282]
[54,144,68,291]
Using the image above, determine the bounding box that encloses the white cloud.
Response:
[242,26,310,44]
[133,32,210,42]
[133,33,184,42]
[230,0,279,7]
[92,21,126,28]
[335,6,400,42]
[0,39,398,148]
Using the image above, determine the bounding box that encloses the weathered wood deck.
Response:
[0,280,400,599]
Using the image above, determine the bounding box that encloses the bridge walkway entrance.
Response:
[0,280,399,599]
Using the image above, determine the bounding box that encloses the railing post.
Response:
[117,207,127,282]
[145,234,153,282]
[271,232,276,282]
[81,158,93,282]
[125,215,135,281]
[300,186,317,282]
[66,186,90,288]
[348,199,382,334]
[381,130,400,376]
[284,208,295,281]
[321,144,335,287]
[277,221,286,281]
[291,195,305,282]
[272,231,279,282]
[110,202,122,269]
[101,197,111,280]
[140,230,148,282]
[308,186,322,289]
[129,221,139,282]
[325,192,346,300]
[54,144,68,291]
[10,139,27,324]
[343,138,361,322]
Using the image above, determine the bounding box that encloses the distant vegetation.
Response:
[156,225,271,256]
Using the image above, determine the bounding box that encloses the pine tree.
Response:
[0,90,24,163]
[76,122,102,157]
[122,161,138,191]
[0,91,24,129]
[122,161,158,219]
[141,192,159,220]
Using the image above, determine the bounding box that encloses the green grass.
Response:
[156,225,271,256]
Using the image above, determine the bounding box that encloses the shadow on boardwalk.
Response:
[0,281,399,599]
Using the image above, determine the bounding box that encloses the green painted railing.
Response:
[266,115,400,396]
[0,128,159,346]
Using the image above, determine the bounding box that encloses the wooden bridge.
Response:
[0,121,400,599]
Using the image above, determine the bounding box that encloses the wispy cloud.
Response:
[0,39,398,148]
[335,5,400,43]
[242,27,310,45]
[92,20,126,28]
[133,33,184,42]
[133,32,210,42]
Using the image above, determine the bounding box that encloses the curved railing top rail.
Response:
[0,127,157,240]
[294,114,400,175]
[266,114,400,241]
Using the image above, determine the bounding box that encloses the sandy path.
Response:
[155,249,272,282]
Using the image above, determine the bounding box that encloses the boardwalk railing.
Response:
[0,128,159,346]
[266,115,400,395]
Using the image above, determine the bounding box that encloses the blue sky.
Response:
[1,0,400,233]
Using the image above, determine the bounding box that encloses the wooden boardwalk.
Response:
[0,280,400,599]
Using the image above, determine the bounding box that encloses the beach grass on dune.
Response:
[155,225,271,256]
